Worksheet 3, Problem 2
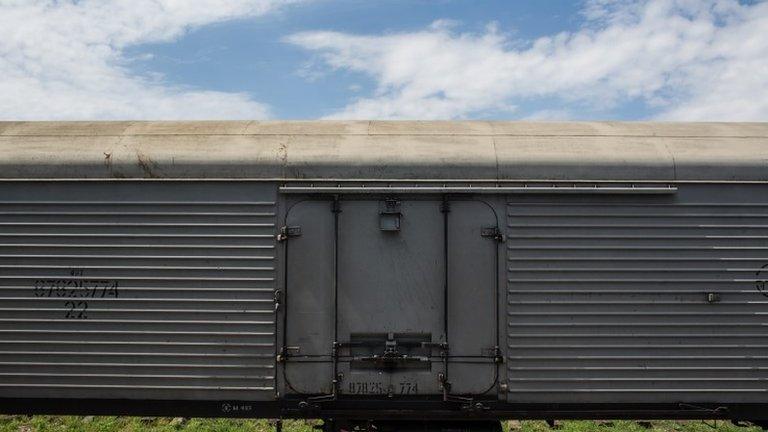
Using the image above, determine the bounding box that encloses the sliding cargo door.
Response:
[283,197,500,398]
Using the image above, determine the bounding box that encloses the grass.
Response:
[0,418,762,432]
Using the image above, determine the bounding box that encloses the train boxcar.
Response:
[0,121,767,431]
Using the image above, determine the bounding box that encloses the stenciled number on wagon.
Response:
[32,268,119,319]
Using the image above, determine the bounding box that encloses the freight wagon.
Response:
[0,121,767,431]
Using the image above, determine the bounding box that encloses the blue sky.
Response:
[1,0,766,120]
[125,1,585,119]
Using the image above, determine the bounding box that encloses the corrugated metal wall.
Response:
[506,185,768,404]
[0,181,277,401]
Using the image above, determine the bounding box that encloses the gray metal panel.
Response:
[337,200,445,396]
[281,197,504,398]
[447,200,499,395]
[284,200,335,394]
[506,184,768,404]
[0,181,277,401]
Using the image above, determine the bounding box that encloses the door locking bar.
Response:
[344,333,436,367]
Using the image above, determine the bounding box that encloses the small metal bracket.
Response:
[277,226,302,242]
[444,393,487,412]
[381,199,401,213]
[331,340,339,356]
[421,341,449,351]
[305,393,336,405]
[482,345,504,364]
[331,372,343,397]
[274,290,282,311]
[438,372,450,391]
[679,403,729,416]
[276,345,300,362]
[440,197,451,213]
[331,195,342,214]
[462,401,491,412]
[481,226,505,242]
[379,199,402,231]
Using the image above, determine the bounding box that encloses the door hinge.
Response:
[440,198,451,213]
[277,226,302,242]
[276,345,300,362]
[274,289,282,311]
[481,226,505,242]
[483,345,504,364]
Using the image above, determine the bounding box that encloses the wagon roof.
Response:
[1,121,766,181]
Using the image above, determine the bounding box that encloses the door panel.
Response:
[284,200,335,394]
[283,197,500,398]
[447,200,499,395]
[337,200,445,396]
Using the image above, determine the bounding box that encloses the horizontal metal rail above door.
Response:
[278,185,678,195]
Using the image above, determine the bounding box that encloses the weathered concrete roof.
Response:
[0,121,766,181]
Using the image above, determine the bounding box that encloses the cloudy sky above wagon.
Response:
[0,0,766,121]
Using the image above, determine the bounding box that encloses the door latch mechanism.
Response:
[481,226,504,242]
[277,226,302,242]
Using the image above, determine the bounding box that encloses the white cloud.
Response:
[0,0,303,120]
[286,0,768,120]
[522,109,574,121]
